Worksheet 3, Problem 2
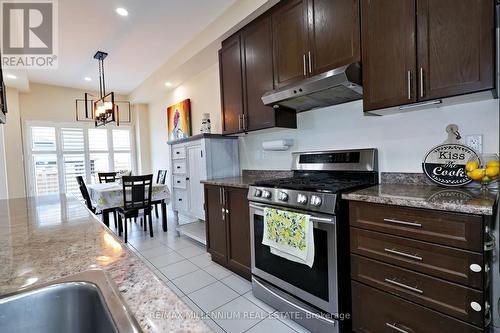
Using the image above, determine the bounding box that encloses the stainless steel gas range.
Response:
[248,148,378,333]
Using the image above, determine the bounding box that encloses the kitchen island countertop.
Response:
[0,194,211,333]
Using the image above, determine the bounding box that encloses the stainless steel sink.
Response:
[0,270,142,333]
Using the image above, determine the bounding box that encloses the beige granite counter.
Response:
[342,184,498,215]
[201,170,293,189]
[0,194,211,333]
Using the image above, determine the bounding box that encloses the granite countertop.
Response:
[201,171,293,189]
[167,133,237,145]
[0,195,211,333]
[343,184,498,215]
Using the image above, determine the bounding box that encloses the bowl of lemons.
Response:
[466,154,499,189]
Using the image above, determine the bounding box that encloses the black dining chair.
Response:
[76,176,95,213]
[152,170,168,218]
[116,175,154,243]
[98,172,118,183]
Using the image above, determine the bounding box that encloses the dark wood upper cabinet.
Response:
[361,0,417,111]
[225,187,251,279]
[241,15,277,131]
[362,0,495,112]
[416,0,495,101]
[272,0,309,88]
[219,36,244,135]
[308,0,360,75]
[205,185,227,263]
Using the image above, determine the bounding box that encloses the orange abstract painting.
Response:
[167,99,191,141]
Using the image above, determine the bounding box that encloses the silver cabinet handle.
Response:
[420,67,424,98]
[384,248,423,261]
[238,114,242,131]
[386,323,410,333]
[242,114,247,131]
[222,207,225,221]
[407,70,411,100]
[384,278,423,294]
[303,54,307,76]
[219,187,222,204]
[308,51,312,74]
[384,218,422,228]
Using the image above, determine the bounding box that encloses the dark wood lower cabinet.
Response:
[205,184,251,280]
[349,201,489,332]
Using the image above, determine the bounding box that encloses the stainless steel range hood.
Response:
[262,63,362,112]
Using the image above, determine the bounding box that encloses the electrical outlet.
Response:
[465,135,483,154]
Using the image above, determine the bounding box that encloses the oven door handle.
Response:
[249,203,335,225]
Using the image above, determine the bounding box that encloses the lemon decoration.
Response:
[466,160,479,172]
[469,168,485,181]
[485,166,499,178]
[486,160,499,168]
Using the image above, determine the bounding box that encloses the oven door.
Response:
[249,202,338,314]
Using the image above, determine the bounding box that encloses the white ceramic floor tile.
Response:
[176,245,206,258]
[203,263,233,280]
[181,296,205,317]
[129,239,165,251]
[221,274,252,295]
[172,269,217,294]
[139,245,173,259]
[166,281,185,297]
[159,260,200,280]
[212,297,269,333]
[189,253,213,268]
[164,237,199,250]
[188,281,239,312]
[246,318,298,333]
[243,291,275,314]
[148,251,184,268]
[203,318,226,333]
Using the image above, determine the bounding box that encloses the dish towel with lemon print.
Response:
[262,208,315,268]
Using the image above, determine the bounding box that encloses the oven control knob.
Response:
[310,195,322,207]
[254,189,262,197]
[262,190,272,199]
[297,194,308,205]
[278,191,289,202]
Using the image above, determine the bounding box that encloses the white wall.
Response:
[148,63,222,174]
[239,98,499,172]
[0,126,9,199]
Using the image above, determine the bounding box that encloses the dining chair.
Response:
[116,174,154,243]
[98,172,118,183]
[153,170,168,218]
[76,176,95,213]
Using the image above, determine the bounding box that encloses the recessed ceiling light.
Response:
[116,7,128,16]
[6,74,17,79]
[165,81,172,87]
[84,77,92,81]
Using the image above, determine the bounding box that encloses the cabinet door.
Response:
[361,0,417,111]
[272,0,309,88]
[219,36,244,135]
[186,144,205,220]
[205,185,227,263]
[242,14,276,131]
[308,0,360,75]
[225,187,251,279]
[416,0,494,101]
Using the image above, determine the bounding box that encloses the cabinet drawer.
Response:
[351,254,484,326]
[352,281,482,333]
[174,190,188,212]
[172,146,186,160]
[350,228,484,289]
[172,160,186,174]
[350,201,483,251]
[173,176,187,189]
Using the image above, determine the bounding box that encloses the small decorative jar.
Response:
[200,113,211,134]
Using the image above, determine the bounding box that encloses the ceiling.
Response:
[3,0,237,94]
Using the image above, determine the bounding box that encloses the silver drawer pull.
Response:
[384,248,423,261]
[384,218,422,228]
[386,322,410,333]
[385,278,423,294]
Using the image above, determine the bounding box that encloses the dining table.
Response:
[87,182,171,231]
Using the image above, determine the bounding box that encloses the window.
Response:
[25,123,135,197]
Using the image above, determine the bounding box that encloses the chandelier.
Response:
[76,51,130,127]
